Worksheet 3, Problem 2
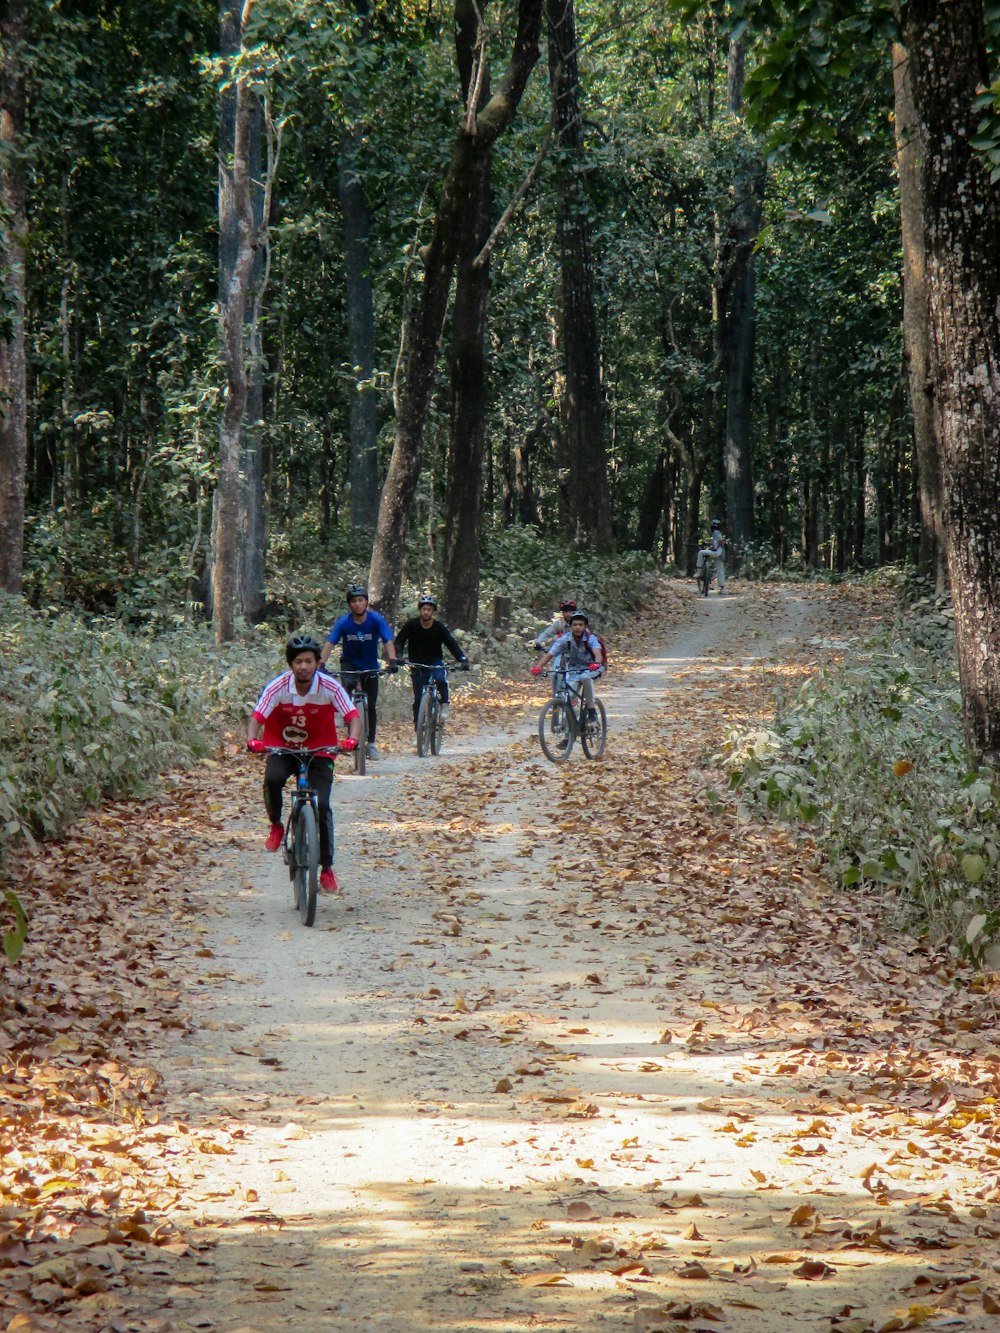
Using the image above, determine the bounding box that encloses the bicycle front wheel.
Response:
[431,691,445,755]
[294,804,319,927]
[354,697,367,776]
[416,689,433,757]
[539,699,574,762]
[581,698,608,760]
[698,565,710,596]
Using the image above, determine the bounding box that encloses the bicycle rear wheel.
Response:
[539,699,575,762]
[416,689,433,757]
[581,698,608,760]
[354,695,367,776]
[294,804,319,927]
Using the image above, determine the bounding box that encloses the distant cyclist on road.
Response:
[531,610,604,720]
[247,634,362,894]
[695,519,727,593]
[395,594,470,728]
[321,584,397,761]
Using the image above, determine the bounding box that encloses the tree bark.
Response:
[443,0,492,629]
[0,0,27,594]
[339,0,379,531]
[212,2,257,643]
[368,0,543,622]
[899,0,1000,761]
[546,0,612,551]
[892,39,945,591]
[217,0,266,628]
[720,30,763,558]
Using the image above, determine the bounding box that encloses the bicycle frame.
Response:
[260,746,340,926]
[398,660,468,757]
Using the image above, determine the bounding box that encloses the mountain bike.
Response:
[399,660,471,757]
[336,667,391,776]
[262,746,341,927]
[697,550,724,596]
[537,669,607,762]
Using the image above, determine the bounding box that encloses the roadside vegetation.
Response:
[719,581,1000,956]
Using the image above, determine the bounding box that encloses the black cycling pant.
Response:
[408,665,448,726]
[340,668,380,743]
[263,754,334,869]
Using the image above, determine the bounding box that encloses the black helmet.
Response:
[710,518,721,530]
[285,634,322,663]
[417,593,437,608]
[560,599,577,612]
[570,609,589,624]
[346,583,368,602]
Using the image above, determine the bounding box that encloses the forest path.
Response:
[136,583,999,1333]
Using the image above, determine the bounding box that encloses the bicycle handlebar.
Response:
[395,659,472,672]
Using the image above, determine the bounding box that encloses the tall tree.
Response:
[213,0,259,642]
[547,0,612,550]
[720,28,763,555]
[0,0,27,593]
[339,0,379,531]
[368,0,543,622]
[899,0,1000,759]
[442,0,492,628]
[892,38,944,590]
[219,0,267,625]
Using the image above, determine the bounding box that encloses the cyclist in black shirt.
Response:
[395,594,470,726]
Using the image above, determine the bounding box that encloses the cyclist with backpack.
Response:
[530,610,605,720]
[321,583,398,761]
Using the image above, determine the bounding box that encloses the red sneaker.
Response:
[320,869,339,894]
[265,823,283,852]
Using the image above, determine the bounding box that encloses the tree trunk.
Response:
[339,3,379,531]
[547,0,611,551]
[900,0,1000,761]
[212,3,257,644]
[217,0,267,628]
[443,0,492,629]
[892,40,945,592]
[721,30,763,557]
[368,0,543,622]
[0,0,27,594]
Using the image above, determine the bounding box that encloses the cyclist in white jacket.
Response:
[533,599,578,695]
[695,519,726,592]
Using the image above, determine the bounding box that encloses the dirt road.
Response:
[132,584,1000,1332]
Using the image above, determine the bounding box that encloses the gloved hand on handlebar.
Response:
[339,737,359,751]
[247,737,267,753]
[386,661,399,674]
[530,665,542,676]
[458,659,471,671]
[588,662,602,672]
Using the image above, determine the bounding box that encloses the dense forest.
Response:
[0,0,998,756]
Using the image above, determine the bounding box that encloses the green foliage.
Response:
[719,604,1000,955]
[2,889,28,966]
[0,595,278,859]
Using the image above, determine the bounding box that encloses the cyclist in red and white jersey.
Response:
[247,634,363,892]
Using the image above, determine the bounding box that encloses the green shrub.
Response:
[718,607,1000,957]
[0,596,278,858]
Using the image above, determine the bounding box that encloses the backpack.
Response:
[590,632,608,668]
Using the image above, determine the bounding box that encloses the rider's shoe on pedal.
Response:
[367,743,380,760]
[265,823,283,852]
[440,703,450,719]
[587,708,598,722]
[320,868,338,893]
